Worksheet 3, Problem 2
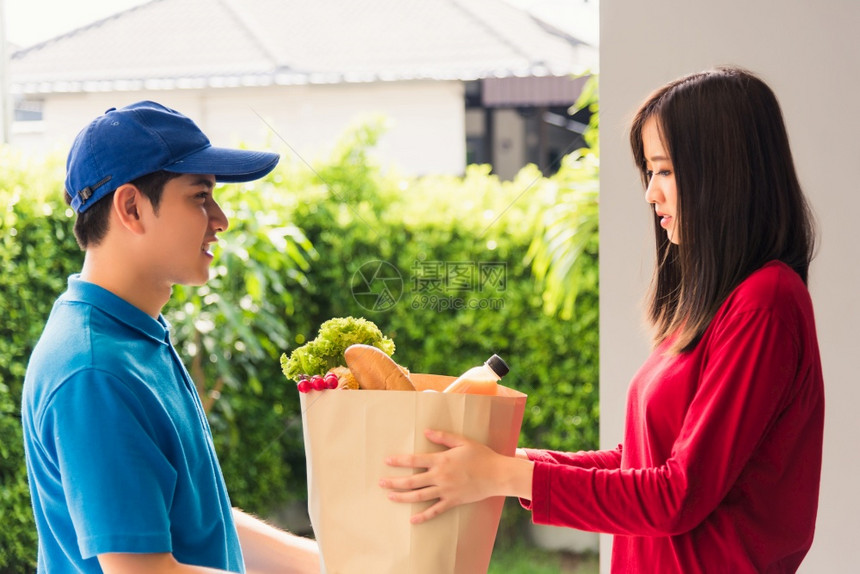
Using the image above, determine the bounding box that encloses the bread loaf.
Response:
[343,344,415,391]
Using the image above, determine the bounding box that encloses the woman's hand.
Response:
[379,429,533,524]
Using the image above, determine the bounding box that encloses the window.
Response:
[14,97,44,122]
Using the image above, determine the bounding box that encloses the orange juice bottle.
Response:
[443,354,509,395]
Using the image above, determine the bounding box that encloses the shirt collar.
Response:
[62,274,171,345]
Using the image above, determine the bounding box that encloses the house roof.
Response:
[10,0,594,94]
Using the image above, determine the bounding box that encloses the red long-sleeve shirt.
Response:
[522,261,824,573]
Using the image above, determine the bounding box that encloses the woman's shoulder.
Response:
[723,260,812,318]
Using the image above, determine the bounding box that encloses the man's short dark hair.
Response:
[65,171,184,249]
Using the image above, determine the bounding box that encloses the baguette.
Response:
[343,344,415,391]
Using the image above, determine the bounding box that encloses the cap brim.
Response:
[164,146,280,183]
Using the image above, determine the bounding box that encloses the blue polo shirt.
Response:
[21,276,244,573]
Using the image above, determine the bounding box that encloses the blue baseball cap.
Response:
[65,101,280,213]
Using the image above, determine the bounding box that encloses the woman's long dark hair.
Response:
[629,66,816,353]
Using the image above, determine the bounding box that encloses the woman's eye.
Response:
[647,170,671,179]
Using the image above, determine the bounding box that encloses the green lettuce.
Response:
[280,316,395,382]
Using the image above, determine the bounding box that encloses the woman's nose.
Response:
[645,177,662,205]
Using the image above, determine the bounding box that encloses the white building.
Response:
[8,0,597,180]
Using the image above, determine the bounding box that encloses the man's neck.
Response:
[80,250,171,319]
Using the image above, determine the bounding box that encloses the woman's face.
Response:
[642,117,679,245]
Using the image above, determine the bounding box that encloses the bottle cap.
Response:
[485,354,510,378]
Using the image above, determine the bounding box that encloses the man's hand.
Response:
[98,553,228,573]
[233,509,320,574]
[99,511,320,574]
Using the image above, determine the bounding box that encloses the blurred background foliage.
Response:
[0,151,80,571]
[0,81,599,571]
[528,74,599,320]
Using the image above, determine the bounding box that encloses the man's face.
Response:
[143,173,228,287]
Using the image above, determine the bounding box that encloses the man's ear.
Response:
[112,184,148,234]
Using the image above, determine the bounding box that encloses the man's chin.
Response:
[174,275,210,289]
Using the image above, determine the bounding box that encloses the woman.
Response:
[381,67,824,573]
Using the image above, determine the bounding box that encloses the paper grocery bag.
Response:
[299,373,527,574]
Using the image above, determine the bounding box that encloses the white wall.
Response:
[600,2,860,572]
[14,80,466,175]
[492,108,527,181]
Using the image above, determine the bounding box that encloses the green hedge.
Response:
[0,121,598,570]
[0,152,80,571]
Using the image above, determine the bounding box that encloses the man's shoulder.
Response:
[24,298,157,410]
[27,299,95,381]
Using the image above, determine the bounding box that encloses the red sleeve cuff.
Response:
[519,460,552,523]
[522,448,558,464]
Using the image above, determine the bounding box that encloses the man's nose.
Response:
[209,200,229,232]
